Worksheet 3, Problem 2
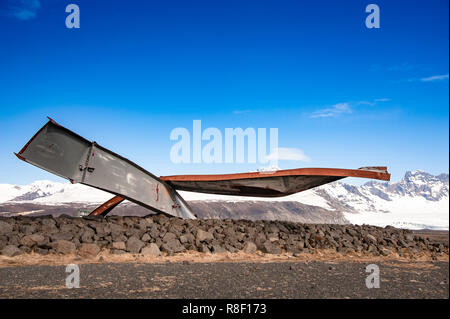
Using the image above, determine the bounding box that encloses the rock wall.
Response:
[0,214,448,258]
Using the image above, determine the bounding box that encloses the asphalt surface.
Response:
[0,261,448,299]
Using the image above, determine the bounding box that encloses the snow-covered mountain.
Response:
[0,180,111,204]
[317,170,449,230]
[0,170,448,230]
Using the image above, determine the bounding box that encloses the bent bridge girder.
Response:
[15,118,390,219]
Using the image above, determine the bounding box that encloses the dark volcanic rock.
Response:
[53,240,76,255]
[51,232,74,242]
[161,239,184,254]
[162,232,177,243]
[20,234,45,247]
[1,245,22,257]
[141,243,161,257]
[0,221,13,235]
[78,243,101,258]
[0,215,446,258]
[211,244,227,254]
[196,229,214,242]
[126,237,145,253]
[242,242,257,254]
[262,241,282,255]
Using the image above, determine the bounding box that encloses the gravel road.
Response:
[0,260,447,299]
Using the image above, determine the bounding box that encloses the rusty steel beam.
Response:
[15,118,391,218]
[15,118,197,219]
[89,195,125,216]
[160,167,390,197]
[161,167,390,182]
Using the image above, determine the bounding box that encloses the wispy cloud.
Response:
[309,98,390,119]
[355,101,375,106]
[420,74,449,82]
[265,147,311,162]
[374,98,391,102]
[232,110,250,115]
[310,102,352,118]
[3,0,41,20]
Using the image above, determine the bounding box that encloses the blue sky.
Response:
[0,0,448,185]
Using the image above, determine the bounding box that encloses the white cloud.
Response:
[420,74,449,82]
[356,101,376,106]
[4,0,40,20]
[232,110,250,115]
[310,102,352,118]
[374,98,391,102]
[265,147,311,162]
[310,98,390,119]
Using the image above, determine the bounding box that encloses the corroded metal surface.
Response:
[89,195,125,216]
[15,118,391,218]
[15,118,196,219]
[160,167,390,197]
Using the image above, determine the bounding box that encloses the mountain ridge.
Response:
[0,170,448,230]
